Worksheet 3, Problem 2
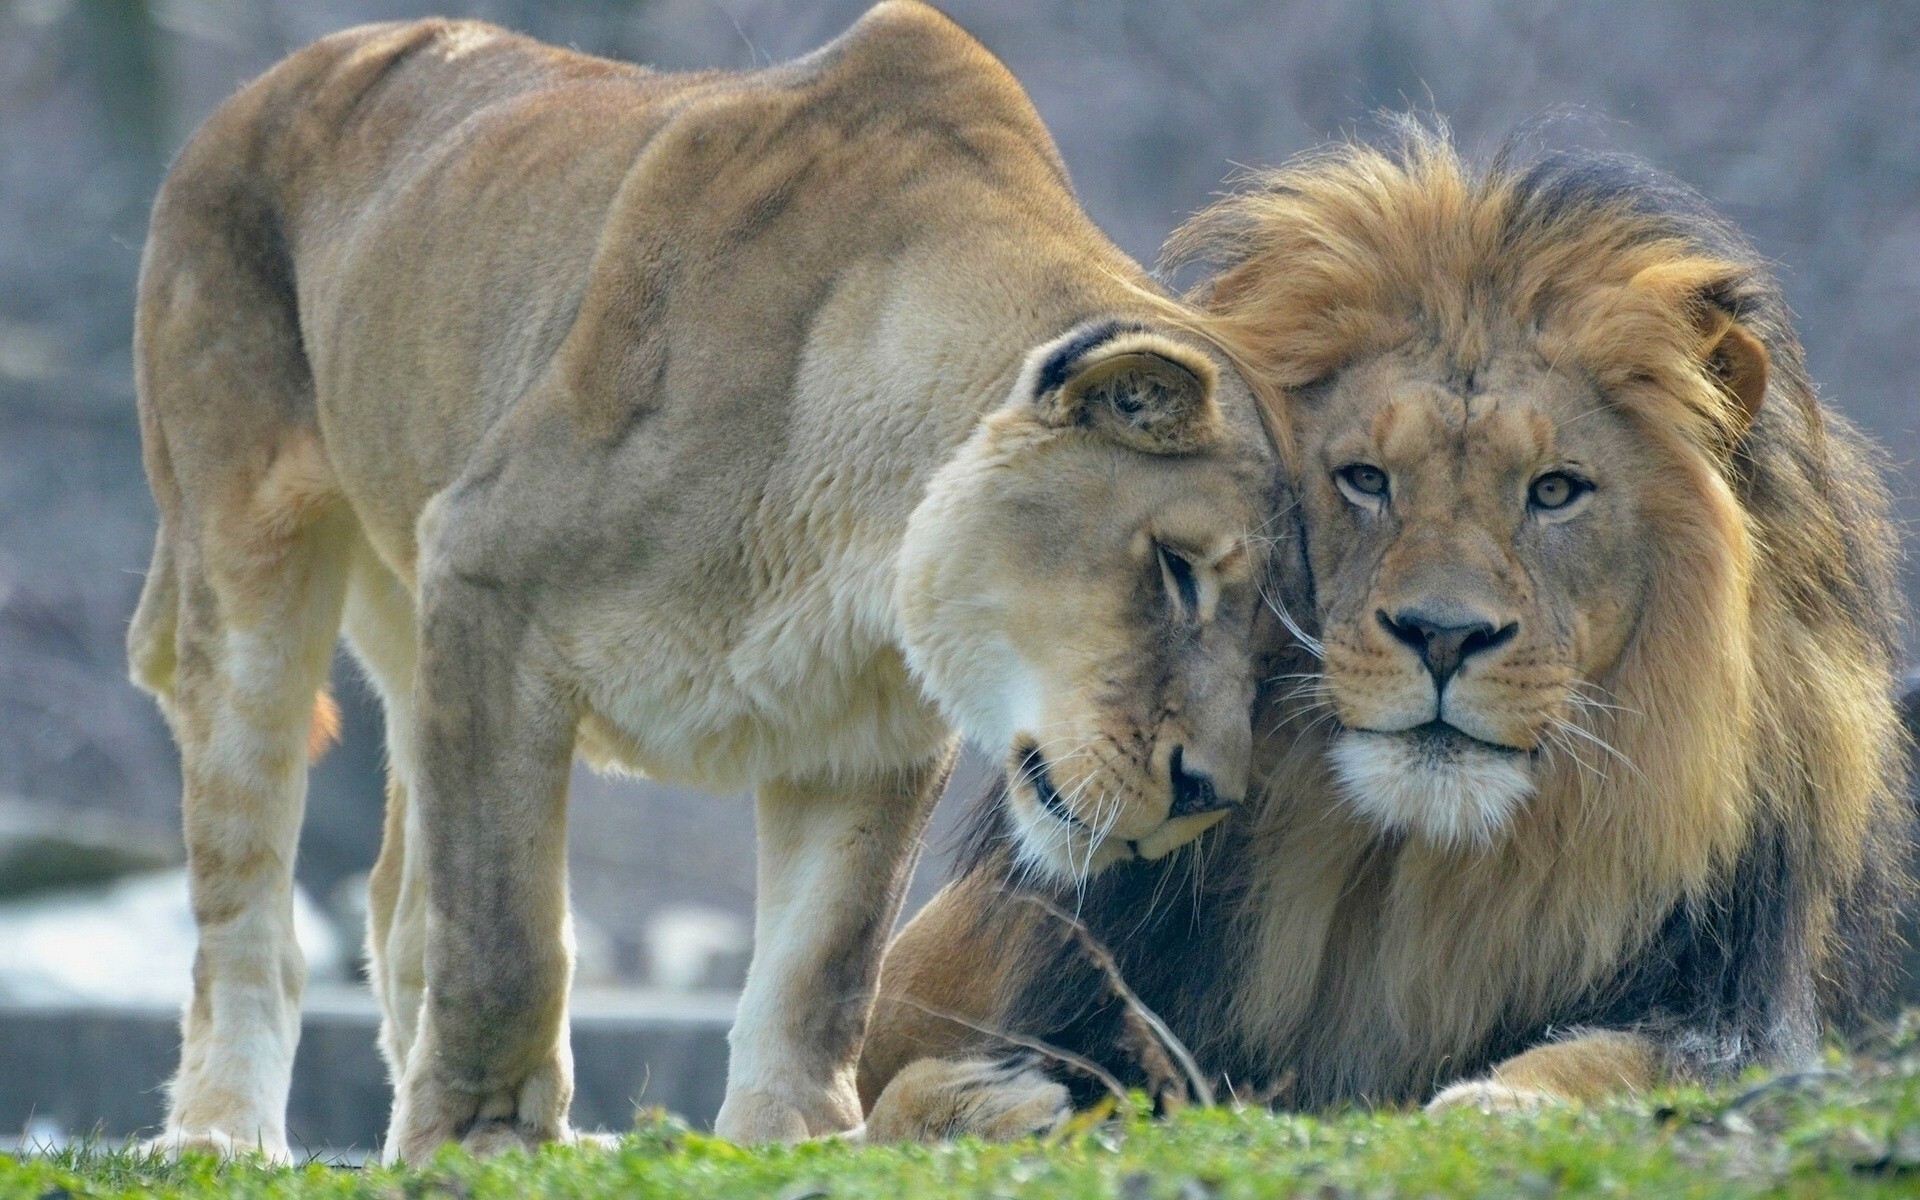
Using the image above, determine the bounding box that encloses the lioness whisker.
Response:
[1242,502,1297,541]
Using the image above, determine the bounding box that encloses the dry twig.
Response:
[1020,894,1217,1108]
[891,996,1133,1109]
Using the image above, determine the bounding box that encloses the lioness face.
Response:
[1297,344,1655,846]
[900,324,1275,882]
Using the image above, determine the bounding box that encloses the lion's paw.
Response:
[1426,1079,1557,1114]
[867,1056,1072,1143]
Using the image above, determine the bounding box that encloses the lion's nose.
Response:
[1378,606,1517,686]
[1168,744,1234,817]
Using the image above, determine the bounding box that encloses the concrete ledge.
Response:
[0,986,735,1155]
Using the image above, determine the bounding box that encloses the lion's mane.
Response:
[928,124,1912,1107]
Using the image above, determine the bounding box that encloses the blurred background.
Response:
[1,0,1916,1151]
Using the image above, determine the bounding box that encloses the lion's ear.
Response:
[1025,324,1222,455]
[1630,263,1772,440]
[1703,317,1768,433]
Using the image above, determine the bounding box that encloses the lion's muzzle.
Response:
[1376,605,1518,688]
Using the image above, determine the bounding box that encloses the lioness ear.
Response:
[1025,323,1222,454]
[1703,316,1768,432]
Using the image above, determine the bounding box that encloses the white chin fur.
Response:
[1329,729,1534,848]
[1004,789,1131,884]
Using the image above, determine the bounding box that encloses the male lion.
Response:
[127,2,1277,1160]
[858,126,1911,1138]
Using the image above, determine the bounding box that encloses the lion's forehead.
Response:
[1327,353,1602,488]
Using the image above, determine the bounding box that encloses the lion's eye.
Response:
[1335,463,1389,500]
[1529,472,1590,511]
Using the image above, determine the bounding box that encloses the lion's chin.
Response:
[1329,725,1534,848]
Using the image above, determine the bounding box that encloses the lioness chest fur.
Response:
[128,2,1276,1161]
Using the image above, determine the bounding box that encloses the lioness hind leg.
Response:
[136,475,351,1162]
[866,1056,1071,1142]
[716,753,952,1144]
[341,548,429,1081]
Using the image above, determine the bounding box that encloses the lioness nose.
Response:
[1379,606,1517,686]
[1168,745,1233,816]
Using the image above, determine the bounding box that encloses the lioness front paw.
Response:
[453,1119,558,1157]
[715,1083,863,1144]
[457,1123,622,1157]
[867,1056,1072,1142]
[387,1049,573,1163]
[389,1106,574,1162]
[141,1127,292,1164]
[1426,1079,1557,1114]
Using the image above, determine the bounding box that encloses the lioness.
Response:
[127,2,1276,1160]
[859,126,1911,1137]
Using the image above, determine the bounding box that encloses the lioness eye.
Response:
[1156,542,1199,615]
[1335,463,1389,498]
[1529,472,1589,510]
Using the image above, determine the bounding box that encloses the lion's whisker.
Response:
[1549,715,1645,786]
[1282,705,1345,754]
[1543,723,1606,787]
[1257,582,1324,660]
[1263,695,1337,742]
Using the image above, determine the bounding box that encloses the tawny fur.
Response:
[127,3,1278,1162]
[305,692,340,763]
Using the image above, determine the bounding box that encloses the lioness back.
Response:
[159,6,1096,576]
[144,2,1199,785]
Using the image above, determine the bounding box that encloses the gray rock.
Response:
[0,868,345,1005]
[0,794,179,896]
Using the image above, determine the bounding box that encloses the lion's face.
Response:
[1296,344,1658,846]
[900,323,1275,882]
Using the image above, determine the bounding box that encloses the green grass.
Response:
[9,1045,1920,1200]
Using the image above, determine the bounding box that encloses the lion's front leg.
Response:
[385,572,580,1163]
[1427,1029,1661,1113]
[716,754,951,1143]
